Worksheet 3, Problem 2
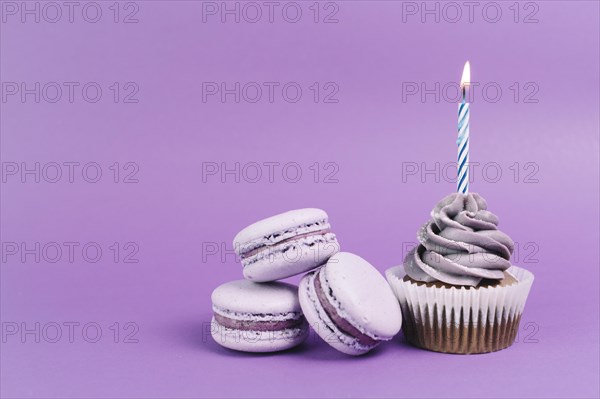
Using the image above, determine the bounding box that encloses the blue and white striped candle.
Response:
[457,61,471,194]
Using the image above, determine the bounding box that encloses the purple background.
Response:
[1,1,599,398]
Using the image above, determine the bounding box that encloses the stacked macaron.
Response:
[211,208,338,353]
[211,280,309,352]
[234,208,339,283]
[211,208,403,355]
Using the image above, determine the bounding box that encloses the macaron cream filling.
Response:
[313,269,379,348]
[213,314,305,332]
[213,306,306,332]
[237,219,332,256]
[303,272,372,352]
[240,228,333,259]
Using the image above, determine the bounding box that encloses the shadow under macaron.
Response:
[294,327,390,361]
[170,315,414,360]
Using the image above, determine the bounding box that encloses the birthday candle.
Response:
[457,61,470,194]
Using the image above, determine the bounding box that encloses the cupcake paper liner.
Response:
[386,265,534,354]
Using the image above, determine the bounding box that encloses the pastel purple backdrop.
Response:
[1,1,598,398]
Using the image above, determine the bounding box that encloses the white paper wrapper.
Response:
[385,265,534,354]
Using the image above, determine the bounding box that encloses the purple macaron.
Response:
[234,208,340,282]
[211,280,308,352]
[299,252,402,355]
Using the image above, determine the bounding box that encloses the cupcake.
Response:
[386,193,534,354]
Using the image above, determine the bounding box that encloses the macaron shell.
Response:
[211,317,308,353]
[243,239,339,282]
[233,208,329,248]
[211,280,301,315]
[298,272,368,356]
[323,252,402,339]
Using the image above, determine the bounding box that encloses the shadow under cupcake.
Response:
[386,193,534,355]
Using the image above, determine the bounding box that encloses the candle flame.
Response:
[460,61,471,88]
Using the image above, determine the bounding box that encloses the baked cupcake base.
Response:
[386,265,534,355]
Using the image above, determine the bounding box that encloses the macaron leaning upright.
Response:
[299,252,402,356]
[211,280,308,352]
[234,208,340,282]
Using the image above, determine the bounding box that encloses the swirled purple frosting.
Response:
[404,193,514,287]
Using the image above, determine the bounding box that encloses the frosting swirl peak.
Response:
[404,193,514,287]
